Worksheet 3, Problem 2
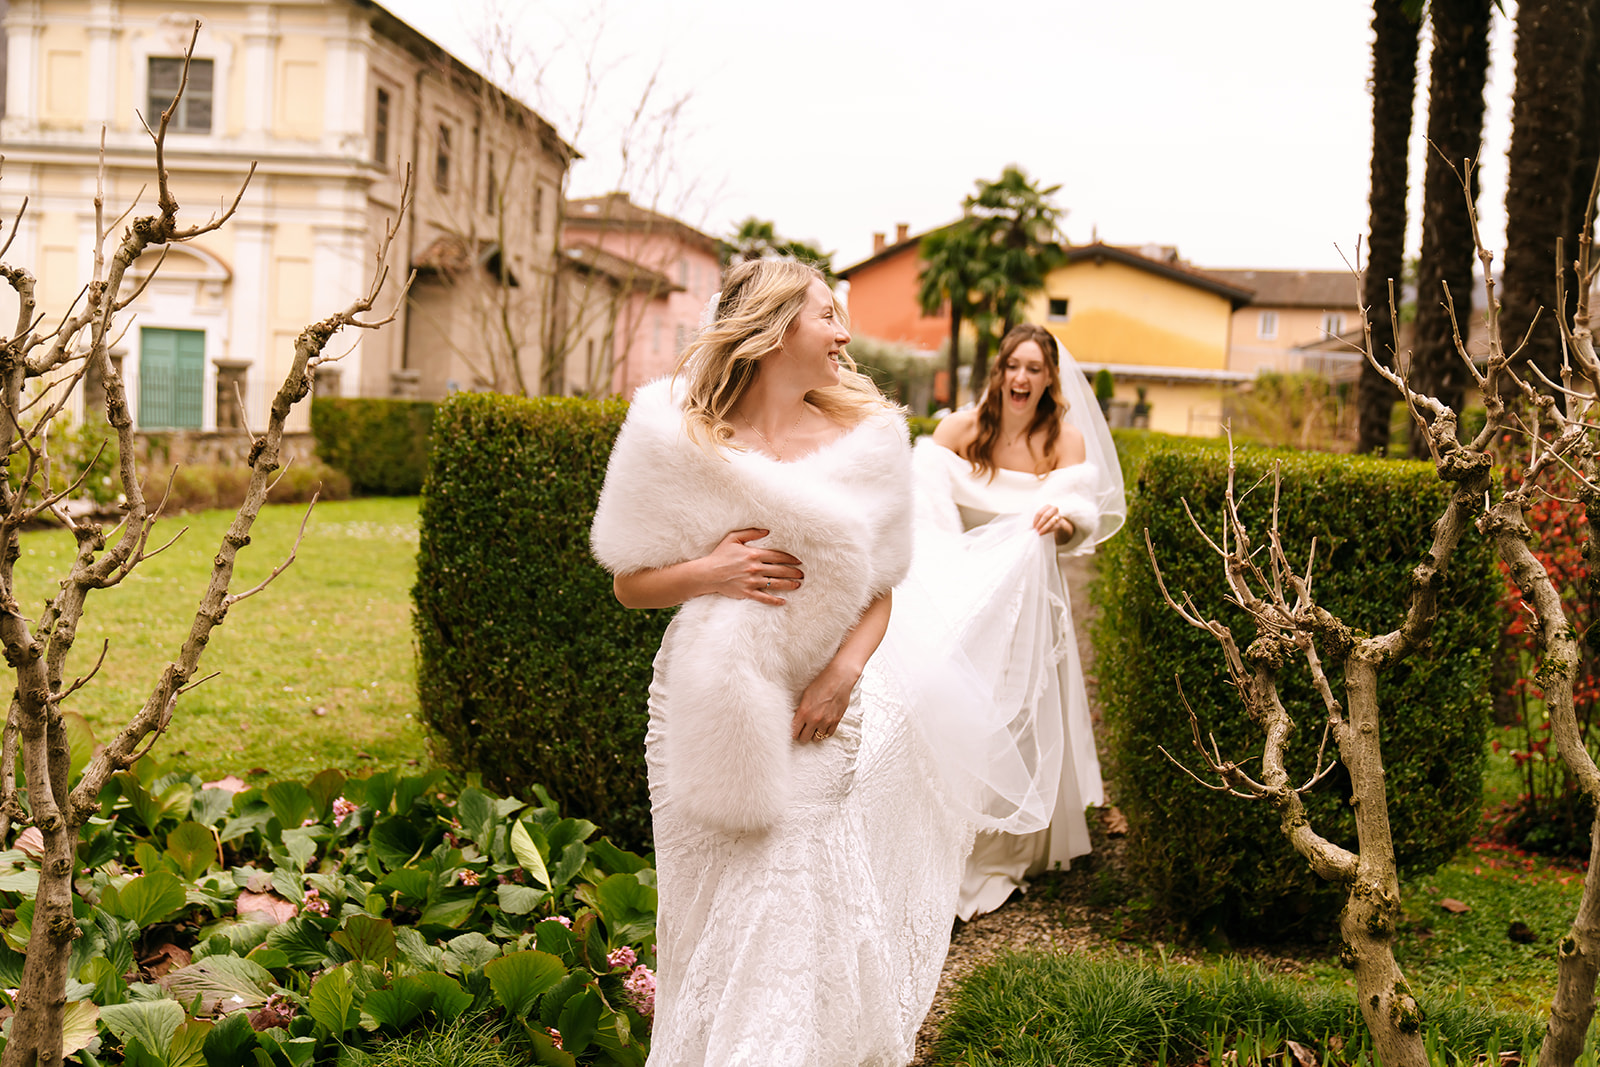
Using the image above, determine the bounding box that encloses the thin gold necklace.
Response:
[743,404,808,460]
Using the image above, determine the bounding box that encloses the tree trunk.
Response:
[1501,0,1592,390]
[1562,0,1600,344]
[1340,653,1426,1067]
[1409,0,1491,457]
[972,324,992,400]
[946,305,962,409]
[1357,0,1421,454]
[1542,816,1600,1066]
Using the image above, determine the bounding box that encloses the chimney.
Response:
[872,232,887,255]
[895,223,910,244]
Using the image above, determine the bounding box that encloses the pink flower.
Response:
[300,887,330,917]
[623,964,656,1017]
[456,869,480,887]
[607,946,637,970]
[549,915,572,928]
[546,1027,563,1050]
[331,796,357,820]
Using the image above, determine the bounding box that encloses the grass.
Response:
[935,953,1551,1066]
[11,496,427,782]
[358,1013,524,1067]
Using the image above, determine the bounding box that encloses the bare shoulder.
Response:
[932,409,979,453]
[1053,421,1087,469]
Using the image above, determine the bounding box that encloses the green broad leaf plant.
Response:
[0,746,658,1066]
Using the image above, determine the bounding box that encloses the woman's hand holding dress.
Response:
[1031,504,1076,543]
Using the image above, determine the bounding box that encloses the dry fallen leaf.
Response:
[1285,1038,1318,1067]
[140,942,192,980]
[236,889,298,924]
[1440,897,1471,914]
[203,775,248,793]
[15,828,43,861]
[1102,807,1129,836]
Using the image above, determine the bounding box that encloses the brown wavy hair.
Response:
[674,259,891,451]
[966,323,1069,480]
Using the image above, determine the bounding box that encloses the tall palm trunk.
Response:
[1562,0,1600,339]
[1357,0,1422,454]
[1409,0,1491,457]
[973,322,993,396]
[1501,0,1593,390]
[946,305,963,409]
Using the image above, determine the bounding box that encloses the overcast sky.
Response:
[378,0,1520,274]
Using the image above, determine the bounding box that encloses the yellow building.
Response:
[1025,243,1254,436]
[1207,269,1363,380]
[0,0,574,432]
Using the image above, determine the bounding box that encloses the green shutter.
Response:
[139,328,204,430]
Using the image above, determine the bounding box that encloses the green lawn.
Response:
[13,497,428,782]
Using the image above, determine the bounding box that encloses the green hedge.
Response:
[1094,441,1498,938]
[312,397,435,496]
[414,393,666,852]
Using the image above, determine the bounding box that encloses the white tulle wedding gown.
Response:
[898,439,1107,921]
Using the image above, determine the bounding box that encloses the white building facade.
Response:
[1,0,572,432]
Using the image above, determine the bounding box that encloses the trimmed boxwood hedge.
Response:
[312,397,435,496]
[1093,441,1499,938]
[414,392,667,852]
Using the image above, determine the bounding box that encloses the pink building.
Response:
[562,193,722,397]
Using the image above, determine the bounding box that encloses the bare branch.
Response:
[54,641,110,703]
[223,493,319,608]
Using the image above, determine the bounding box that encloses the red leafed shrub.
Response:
[1494,464,1600,859]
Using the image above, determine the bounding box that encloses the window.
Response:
[1321,311,1345,337]
[373,87,391,166]
[1047,298,1070,322]
[533,184,544,234]
[139,327,204,429]
[435,124,453,192]
[148,57,213,134]
[1257,310,1278,340]
[486,151,498,213]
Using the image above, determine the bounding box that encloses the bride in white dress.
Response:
[891,324,1126,921]
[591,259,973,1066]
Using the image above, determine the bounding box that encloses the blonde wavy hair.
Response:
[674,259,892,450]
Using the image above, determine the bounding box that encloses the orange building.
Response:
[836,223,950,351]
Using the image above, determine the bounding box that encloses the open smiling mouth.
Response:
[1009,389,1031,403]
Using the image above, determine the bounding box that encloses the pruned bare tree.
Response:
[0,27,412,1066]
[1151,152,1600,1065]
[1145,395,1484,1064]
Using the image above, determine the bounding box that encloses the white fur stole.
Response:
[591,379,912,833]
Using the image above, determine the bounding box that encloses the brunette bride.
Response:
[590,258,972,1066]
[885,323,1126,921]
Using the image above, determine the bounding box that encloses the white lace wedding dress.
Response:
[644,641,971,1066]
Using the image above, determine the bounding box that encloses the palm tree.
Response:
[918,222,981,408]
[1356,0,1423,454]
[724,217,780,266]
[1501,0,1596,390]
[963,165,1067,385]
[1408,0,1491,456]
[724,217,836,280]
